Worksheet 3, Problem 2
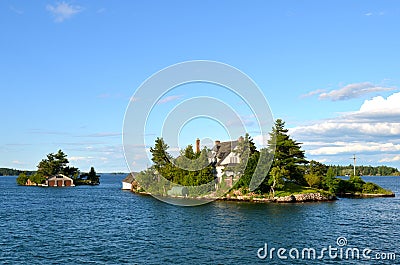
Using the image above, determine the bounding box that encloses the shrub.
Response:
[349,176,365,192]
[16,173,29,185]
[304,173,321,188]
[362,182,380,193]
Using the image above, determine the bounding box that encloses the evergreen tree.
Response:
[183,144,196,160]
[306,160,327,176]
[267,119,308,184]
[150,137,171,172]
[87,167,100,184]
[234,151,260,189]
[231,133,258,178]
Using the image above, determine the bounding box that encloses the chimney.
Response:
[196,138,200,153]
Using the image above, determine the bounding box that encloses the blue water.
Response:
[1,175,399,264]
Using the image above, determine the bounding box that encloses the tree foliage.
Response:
[306,160,327,176]
[146,138,215,194]
[0,168,35,176]
[267,119,308,184]
[16,172,29,185]
[304,173,321,188]
[150,137,171,172]
[19,150,79,185]
[79,167,100,184]
[322,167,340,193]
[231,133,260,189]
[268,166,287,197]
[327,164,399,176]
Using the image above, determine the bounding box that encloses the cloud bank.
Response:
[291,92,400,165]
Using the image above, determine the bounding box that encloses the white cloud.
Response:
[315,158,328,164]
[305,82,396,101]
[69,156,93,161]
[291,92,400,164]
[379,155,400,163]
[300,89,326,98]
[292,121,400,138]
[12,160,26,165]
[359,92,400,113]
[157,95,183,104]
[252,134,270,148]
[309,142,400,155]
[364,12,385,17]
[46,2,83,23]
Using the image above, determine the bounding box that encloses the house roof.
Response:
[47,174,73,180]
[214,140,239,166]
[122,172,136,183]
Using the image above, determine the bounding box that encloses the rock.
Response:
[274,193,336,203]
[294,193,334,202]
[275,195,296,203]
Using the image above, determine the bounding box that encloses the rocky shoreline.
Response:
[128,189,397,203]
[129,189,339,203]
[221,192,337,203]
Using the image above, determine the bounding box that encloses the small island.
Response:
[123,119,395,203]
[16,150,100,187]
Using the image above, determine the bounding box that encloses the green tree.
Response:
[87,167,100,184]
[304,173,321,188]
[16,172,29,185]
[150,137,171,172]
[234,151,260,189]
[323,167,339,193]
[230,133,260,189]
[28,150,79,185]
[267,119,308,184]
[183,144,196,160]
[268,166,287,197]
[307,160,327,176]
[149,138,215,189]
[349,175,365,192]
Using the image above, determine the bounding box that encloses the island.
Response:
[16,150,100,187]
[123,119,395,203]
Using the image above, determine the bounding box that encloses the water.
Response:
[1,175,399,264]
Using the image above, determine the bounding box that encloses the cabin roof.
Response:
[47,174,73,180]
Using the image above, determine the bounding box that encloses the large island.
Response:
[123,119,395,203]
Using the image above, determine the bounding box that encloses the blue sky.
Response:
[1,1,400,172]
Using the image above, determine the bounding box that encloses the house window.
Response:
[230,156,239,164]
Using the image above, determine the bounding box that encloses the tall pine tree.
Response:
[267,119,308,184]
[149,137,171,172]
